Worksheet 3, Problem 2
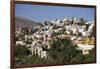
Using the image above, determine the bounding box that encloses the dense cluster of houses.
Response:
[15,17,95,59]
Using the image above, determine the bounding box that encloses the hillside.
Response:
[15,17,42,28]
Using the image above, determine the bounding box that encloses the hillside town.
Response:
[15,17,95,64]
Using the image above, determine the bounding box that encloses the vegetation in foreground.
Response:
[15,38,95,65]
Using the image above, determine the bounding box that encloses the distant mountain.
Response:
[15,17,43,28]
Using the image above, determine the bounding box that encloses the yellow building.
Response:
[77,37,95,45]
[63,34,70,39]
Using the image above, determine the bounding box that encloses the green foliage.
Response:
[51,31,61,36]
[48,38,78,64]
[15,45,29,59]
[83,48,95,62]
[15,38,95,65]
[77,32,82,37]
[25,39,32,44]
[80,18,85,24]
[24,55,46,64]
[51,28,66,36]
[48,38,95,64]
[70,51,84,63]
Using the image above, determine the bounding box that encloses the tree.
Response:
[15,45,32,65]
[85,24,90,31]
[61,27,66,34]
[83,48,95,63]
[70,48,96,63]
[48,38,78,64]
[70,51,84,63]
[24,55,46,64]
[90,26,95,37]
[15,45,30,59]
[80,18,86,25]
[44,21,48,26]
[77,32,82,37]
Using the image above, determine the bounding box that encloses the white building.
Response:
[16,41,26,46]
[76,44,94,55]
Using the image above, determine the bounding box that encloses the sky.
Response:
[15,4,95,22]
